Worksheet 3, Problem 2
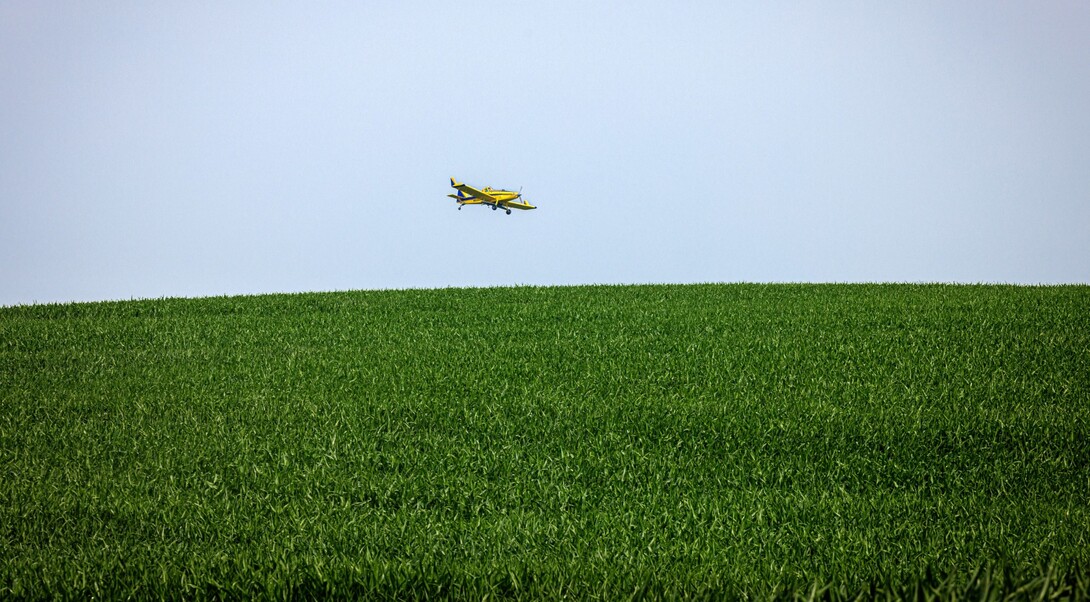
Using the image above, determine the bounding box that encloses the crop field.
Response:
[1,284,1089,599]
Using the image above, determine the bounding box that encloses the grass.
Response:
[1,283,1088,599]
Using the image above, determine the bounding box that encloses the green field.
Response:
[2,284,1088,599]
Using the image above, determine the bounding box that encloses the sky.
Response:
[2,2,1089,306]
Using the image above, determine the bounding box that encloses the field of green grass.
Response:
[2,284,1088,599]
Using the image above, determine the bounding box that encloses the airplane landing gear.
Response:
[505,209,512,215]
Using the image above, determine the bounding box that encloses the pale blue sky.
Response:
[3,2,1088,306]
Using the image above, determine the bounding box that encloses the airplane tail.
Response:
[449,177,467,199]
[446,178,464,201]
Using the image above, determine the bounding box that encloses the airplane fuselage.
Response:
[480,187,520,202]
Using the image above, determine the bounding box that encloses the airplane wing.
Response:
[452,182,497,204]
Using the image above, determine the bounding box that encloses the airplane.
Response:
[448,177,537,214]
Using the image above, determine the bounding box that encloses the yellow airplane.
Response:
[448,177,537,214]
